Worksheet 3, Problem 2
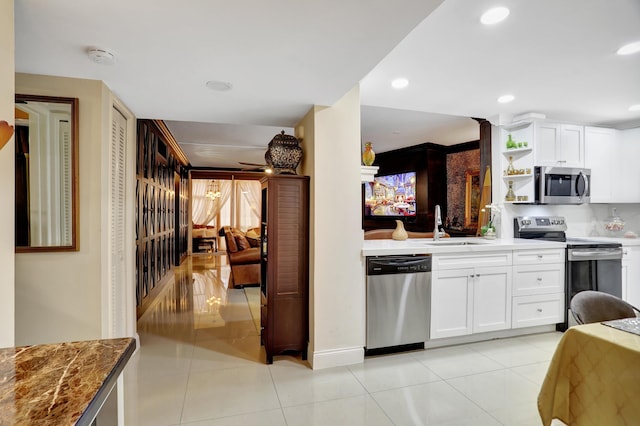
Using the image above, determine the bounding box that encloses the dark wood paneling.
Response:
[475,118,493,195]
[15,126,29,246]
[135,119,189,319]
[363,143,448,232]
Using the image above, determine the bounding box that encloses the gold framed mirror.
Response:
[464,169,480,228]
[15,94,79,252]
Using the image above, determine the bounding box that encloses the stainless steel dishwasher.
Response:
[365,255,431,354]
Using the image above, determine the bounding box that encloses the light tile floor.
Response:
[123,253,562,425]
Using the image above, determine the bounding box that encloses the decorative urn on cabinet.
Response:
[265,130,303,174]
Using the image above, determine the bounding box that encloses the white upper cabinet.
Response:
[618,128,640,202]
[584,126,616,203]
[584,126,640,203]
[535,122,584,167]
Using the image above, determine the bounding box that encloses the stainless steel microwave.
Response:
[534,166,590,204]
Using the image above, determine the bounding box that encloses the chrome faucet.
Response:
[433,205,445,240]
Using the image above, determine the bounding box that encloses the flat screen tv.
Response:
[364,172,416,217]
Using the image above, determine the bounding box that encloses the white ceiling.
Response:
[14,0,640,168]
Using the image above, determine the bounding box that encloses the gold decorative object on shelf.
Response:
[506,156,515,175]
[362,141,375,166]
[505,180,516,202]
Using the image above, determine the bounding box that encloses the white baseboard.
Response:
[307,325,557,368]
[424,325,557,349]
[310,346,364,369]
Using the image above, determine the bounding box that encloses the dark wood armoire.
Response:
[259,175,310,364]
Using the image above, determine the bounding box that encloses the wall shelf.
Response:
[503,147,532,155]
[361,165,379,182]
[502,174,533,180]
[500,122,535,203]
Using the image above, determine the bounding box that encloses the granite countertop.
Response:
[0,337,135,426]
[362,237,566,256]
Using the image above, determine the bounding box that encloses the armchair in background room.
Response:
[222,226,261,288]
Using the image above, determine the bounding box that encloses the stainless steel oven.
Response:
[514,216,622,331]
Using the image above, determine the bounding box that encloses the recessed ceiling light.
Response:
[205,80,233,91]
[629,104,640,112]
[87,48,115,65]
[481,7,510,25]
[497,94,515,103]
[617,41,640,55]
[391,78,409,89]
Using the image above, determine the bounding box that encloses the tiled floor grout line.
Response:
[266,365,291,425]
[128,255,561,425]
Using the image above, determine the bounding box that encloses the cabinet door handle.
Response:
[476,274,480,277]
[537,308,543,313]
[537,255,543,259]
[469,274,475,278]
[537,277,543,282]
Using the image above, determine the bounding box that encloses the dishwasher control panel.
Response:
[366,255,431,275]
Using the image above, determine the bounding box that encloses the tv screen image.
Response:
[364,172,416,217]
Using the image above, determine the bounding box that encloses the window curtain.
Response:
[237,180,261,228]
[191,179,232,226]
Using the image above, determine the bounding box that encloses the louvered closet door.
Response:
[110,107,127,337]
[58,119,72,245]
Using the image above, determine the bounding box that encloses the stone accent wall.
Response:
[446,149,480,229]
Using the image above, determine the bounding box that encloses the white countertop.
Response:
[362,237,566,256]
[573,236,640,247]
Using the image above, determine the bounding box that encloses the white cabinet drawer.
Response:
[513,264,565,296]
[512,293,564,328]
[513,249,565,265]
[433,251,512,270]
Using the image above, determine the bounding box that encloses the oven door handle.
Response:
[567,248,623,261]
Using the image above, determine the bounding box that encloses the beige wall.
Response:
[0,0,15,347]
[297,86,365,368]
[15,74,107,345]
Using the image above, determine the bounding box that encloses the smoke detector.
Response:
[205,80,233,91]
[87,48,115,65]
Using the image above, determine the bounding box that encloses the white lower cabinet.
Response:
[622,247,640,308]
[512,293,564,328]
[430,248,565,339]
[512,248,565,328]
[473,267,512,333]
[430,268,473,339]
[431,252,512,339]
[513,264,564,295]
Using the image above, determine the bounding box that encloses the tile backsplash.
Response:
[499,203,640,238]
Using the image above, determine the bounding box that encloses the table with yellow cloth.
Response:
[538,322,640,426]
